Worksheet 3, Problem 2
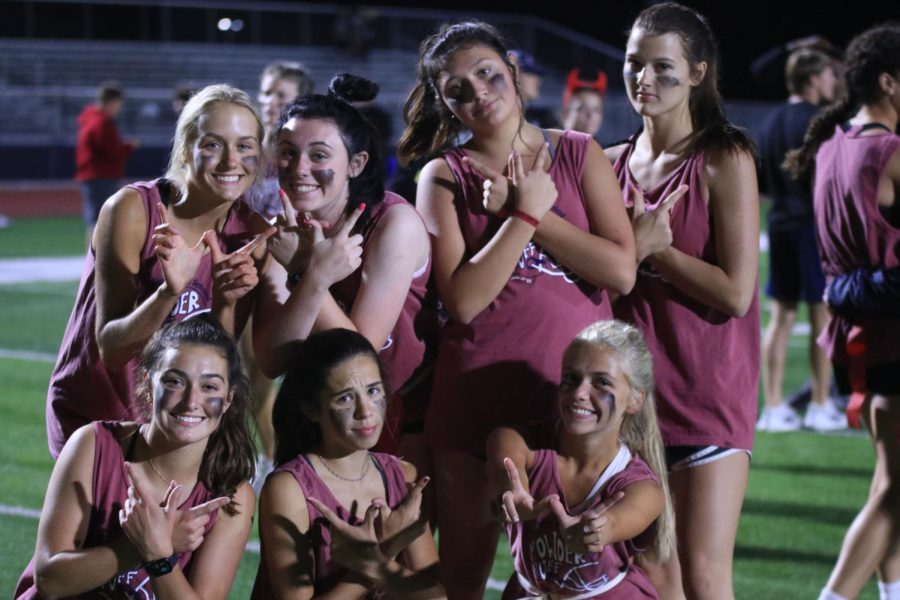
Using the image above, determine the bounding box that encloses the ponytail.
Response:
[397,78,464,166]
[631,2,755,158]
[786,23,900,177]
[783,95,854,178]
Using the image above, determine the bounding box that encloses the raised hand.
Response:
[372,477,430,559]
[500,457,557,524]
[204,228,273,307]
[118,462,180,561]
[631,184,688,262]
[463,155,511,215]
[170,493,230,554]
[267,189,327,274]
[307,497,389,581]
[152,202,207,297]
[304,203,365,289]
[549,490,624,554]
[510,143,558,222]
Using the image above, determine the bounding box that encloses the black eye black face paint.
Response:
[241,155,258,169]
[489,72,508,92]
[656,75,681,88]
[328,403,355,433]
[206,396,225,417]
[599,391,616,423]
[312,168,335,188]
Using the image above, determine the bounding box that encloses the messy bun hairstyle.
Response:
[278,73,385,225]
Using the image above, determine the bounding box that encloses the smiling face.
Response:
[436,44,520,132]
[188,102,260,203]
[623,29,703,118]
[312,354,386,455]
[558,343,642,437]
[277,117,367,221]
[259,74,301,132]
[151,343,232,446]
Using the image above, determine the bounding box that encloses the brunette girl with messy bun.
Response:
[258,74,438,482]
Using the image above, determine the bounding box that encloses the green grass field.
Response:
[0,216,879,598]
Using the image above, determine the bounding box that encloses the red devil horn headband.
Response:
[563,69,608,106]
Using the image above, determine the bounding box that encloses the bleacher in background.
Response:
[0,0,773,181]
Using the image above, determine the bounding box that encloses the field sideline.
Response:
[0,216,879,598]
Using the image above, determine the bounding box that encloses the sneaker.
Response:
[803,401,848,432]
[757,404,802,432]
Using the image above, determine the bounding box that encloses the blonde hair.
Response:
[569,319,675,563]
[164,84,266,202]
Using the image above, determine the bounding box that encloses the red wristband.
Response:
[498,207,540,228]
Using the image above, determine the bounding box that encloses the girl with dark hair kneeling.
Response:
[16,315,256,599]
[253,329,444,599]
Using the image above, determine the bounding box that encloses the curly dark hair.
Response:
[785,23,900,177]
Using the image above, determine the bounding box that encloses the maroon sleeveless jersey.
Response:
[46,179,258,458]
[426,131,613,457]
[505,445,658,599]
[15,421,217,599]
[251,452,410,598]
[612,143,760,450]
[813,126,900,365]
[328,192,439,424]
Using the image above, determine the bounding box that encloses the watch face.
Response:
[144,555,178,577]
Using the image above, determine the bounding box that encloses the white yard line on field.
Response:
[0,256,83,284]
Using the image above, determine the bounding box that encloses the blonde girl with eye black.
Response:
[399,20,636,599]
[606,4,760,600]
[45,84,278,460]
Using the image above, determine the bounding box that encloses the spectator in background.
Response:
[784,23,900,600]
[561,68,608,140]
[751,34,844,99]
[171,84,194,116]
[510,49,560,129]
[75,81,138,248]
[757,49,845,433]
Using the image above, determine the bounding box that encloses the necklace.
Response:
[138,425,174,485]
[146,457,172,485]
[315,453,371,483]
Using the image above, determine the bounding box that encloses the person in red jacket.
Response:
[76,81,138,246]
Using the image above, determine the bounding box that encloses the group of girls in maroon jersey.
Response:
[17,3,900,599]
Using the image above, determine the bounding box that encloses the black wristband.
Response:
[286,271,303,289]
[143,553,180,577]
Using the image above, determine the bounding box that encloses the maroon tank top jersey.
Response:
[612,143,760,450]
[251,452,410,598]
[505,445,658,599]
[15,421,217,599]
[814,125,900,365]
[427,130,613,457]
[329,191,438,423]
[46,179,259,458]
